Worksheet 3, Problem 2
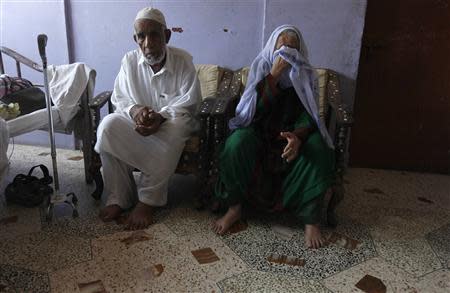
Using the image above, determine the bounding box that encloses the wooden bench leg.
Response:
[327,176,344,228]
[89,105,104,200]
[90,153,103,200]
[82,128,93,184]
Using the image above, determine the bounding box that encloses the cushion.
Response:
[239,67,250,94]
[195,64,221,99]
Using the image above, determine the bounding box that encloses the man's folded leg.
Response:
[99,151,136,222]
[125,175,169,230]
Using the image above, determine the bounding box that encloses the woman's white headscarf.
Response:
[229,24,334,149]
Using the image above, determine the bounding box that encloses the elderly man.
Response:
[95,7,201,230]
[212,25,335,249]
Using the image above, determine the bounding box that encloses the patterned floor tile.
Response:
[179,230,250,282]
[369,208,449,240]
[340,179,450,234]
[0,264,50,293]
[92,224,220,292]
[415,269,450,293]
[374,237,442,277]
[0,205,42,239]
[343,168,450,213]
[0,231,91,273]
[218,270,332,293]
[161,207,216,236]
[323,257,419,293]
[221,216,376,280]
[41,211,124,239]
[90,224,180,259]
[50,224,220,292]
[426,223,450,268]
[49,259,131,293]
[3,145,449,291]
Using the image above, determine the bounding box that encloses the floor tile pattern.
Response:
[0,144,448,292]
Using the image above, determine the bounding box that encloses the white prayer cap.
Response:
[135,7,167,27]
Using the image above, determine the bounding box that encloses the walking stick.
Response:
[38,34,78,221]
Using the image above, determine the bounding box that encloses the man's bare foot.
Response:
[305,224,324,249]
[212,204,242,235]
[99,204,123,222]
[125,202,153,230]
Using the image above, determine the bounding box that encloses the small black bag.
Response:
[1,87,49,116]
[5,164,53,207]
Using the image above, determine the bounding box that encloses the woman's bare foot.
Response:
[125,202,153,230]
[210,200,221,213]
[99,204,123,222]
[305,224,324,249]
[212,204,242,235]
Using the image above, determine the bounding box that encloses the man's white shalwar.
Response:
[95,46,201,209]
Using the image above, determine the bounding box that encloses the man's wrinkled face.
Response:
[134,19,167,64]
[275,31,300,51]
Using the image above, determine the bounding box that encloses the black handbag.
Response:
[1,87,49,116]
[5,164,53,207]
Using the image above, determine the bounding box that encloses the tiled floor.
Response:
[0,144,449,292]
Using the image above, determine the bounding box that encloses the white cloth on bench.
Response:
[7,62,95,137]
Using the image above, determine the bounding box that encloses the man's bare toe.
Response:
[99,204,123,222]
[125,202,153,230]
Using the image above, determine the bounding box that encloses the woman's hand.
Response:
[280,131,301,163]
[270,56,291,82]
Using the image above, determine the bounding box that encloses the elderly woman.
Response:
[212,25,335,249]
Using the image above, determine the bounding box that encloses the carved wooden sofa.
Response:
[90,65,353,227]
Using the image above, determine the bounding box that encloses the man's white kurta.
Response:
[95,46,201,208]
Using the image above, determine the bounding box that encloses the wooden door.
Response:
[349,0,450,174]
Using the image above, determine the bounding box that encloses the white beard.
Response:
[144,46,166,66]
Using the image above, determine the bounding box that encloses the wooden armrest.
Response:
[90,91,112,109]
[211,94,239,117]
[326,71,354,127]
[211,97,230,116]
[197,94,238,117]
[0,46,42,72]
[197,97,217,117]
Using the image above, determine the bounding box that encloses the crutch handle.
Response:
[37,34,48,59]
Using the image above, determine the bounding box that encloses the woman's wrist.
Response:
[293,127,314,141]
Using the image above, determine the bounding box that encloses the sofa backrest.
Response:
[196,64,331,126]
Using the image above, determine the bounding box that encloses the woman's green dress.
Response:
[214,75,335,224]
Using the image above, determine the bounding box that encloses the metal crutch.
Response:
[37,34,78,221]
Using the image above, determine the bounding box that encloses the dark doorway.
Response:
[350,0,450,174]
